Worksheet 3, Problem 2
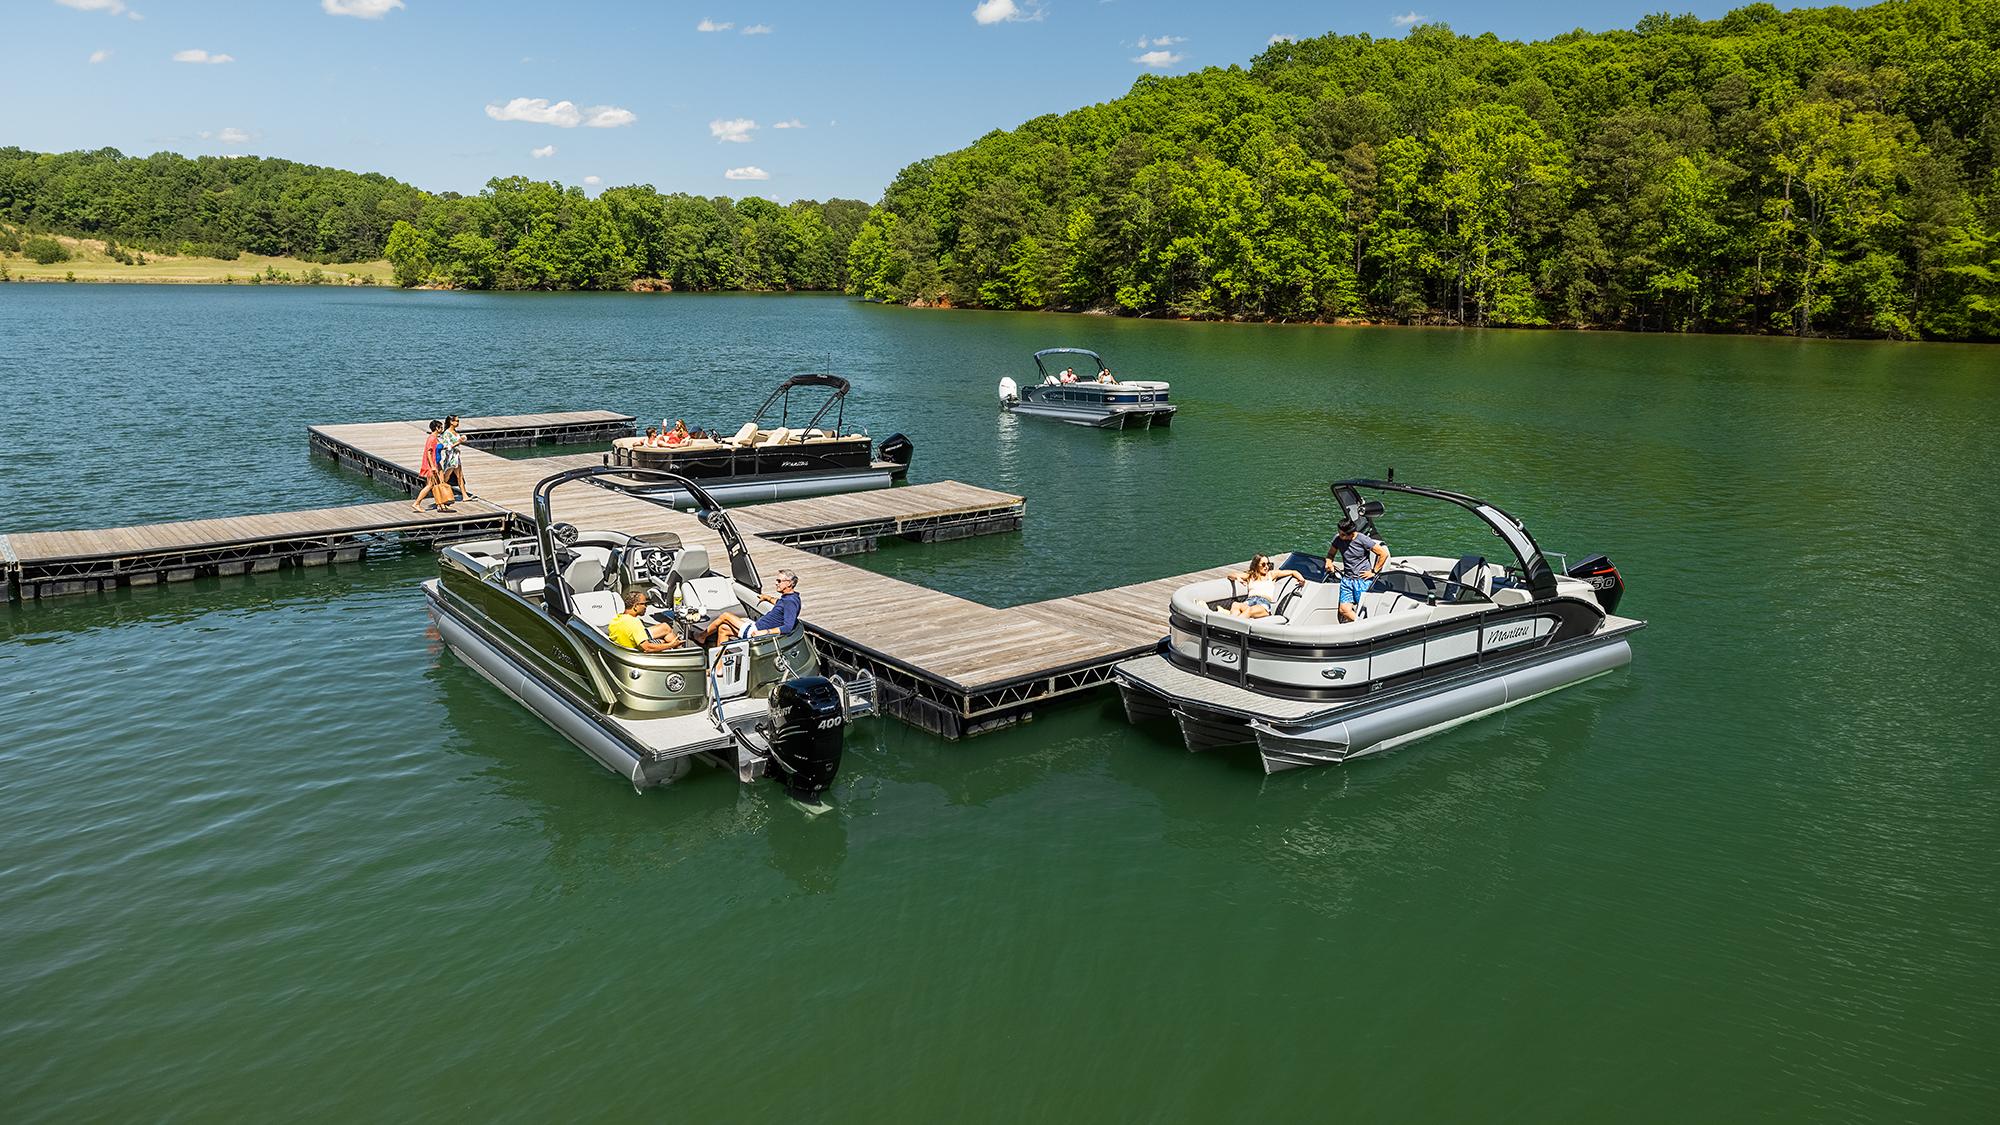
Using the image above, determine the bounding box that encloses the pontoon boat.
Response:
[423,465,876,802]
[609,374,913,506]
[1114,480,1643,772]
[998,349,1175,428]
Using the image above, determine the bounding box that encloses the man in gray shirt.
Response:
[1326,518,1390,623]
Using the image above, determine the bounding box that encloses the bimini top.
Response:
[751,373,852,434]
[1331,478,1560,601]
[1032,348,1108,379]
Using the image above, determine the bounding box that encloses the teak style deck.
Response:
[3,410,1219,737]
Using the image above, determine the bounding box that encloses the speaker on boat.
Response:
[1567,554,1625,614]
[766,675,845,804]
[879,432,915,468]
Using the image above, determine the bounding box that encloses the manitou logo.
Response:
[1320,668,1348,680]
[1210,646,1239,665]
[1486,623,1534,646]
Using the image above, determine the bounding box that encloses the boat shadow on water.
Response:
[423,652,857,895]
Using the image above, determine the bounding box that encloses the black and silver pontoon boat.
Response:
[608,374,913,506]
[1114,480,1643,772]
[998,348,1175,429]
[423,465,875,803]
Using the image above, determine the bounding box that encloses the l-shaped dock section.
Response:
[3,411,1224,737]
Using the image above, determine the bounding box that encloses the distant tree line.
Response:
[846,1,2000,339]
[0,147,871,292]
[383,179,871,291]
[0,146,427,261]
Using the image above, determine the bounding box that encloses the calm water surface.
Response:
[2,288,1996,1121]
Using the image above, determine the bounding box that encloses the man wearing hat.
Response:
[1326,518,1390,624]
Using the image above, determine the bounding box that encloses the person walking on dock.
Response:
[440,415,471,502]
[413,419,455,514]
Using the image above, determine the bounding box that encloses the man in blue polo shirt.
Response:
[1326,519,1390,624]
[696,569,801,644]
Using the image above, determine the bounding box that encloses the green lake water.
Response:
[1,288,1995,1121]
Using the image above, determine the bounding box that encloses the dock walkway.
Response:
[6,410,1218,737]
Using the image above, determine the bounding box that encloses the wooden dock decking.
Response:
[5,410,1215,738]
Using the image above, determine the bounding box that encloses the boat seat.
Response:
[1447,555,1501,596]
[572,590,622,631]
[518,575,546,598]
[726,422,759,446]
[561,546,615,593]
[756,426,794,447]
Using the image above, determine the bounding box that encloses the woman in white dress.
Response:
[1225,554,1303,619]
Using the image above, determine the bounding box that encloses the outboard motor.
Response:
[878,432,915,469]
[765,675,845,804]
[1567,554,1626,614]
[997,376,1019,406]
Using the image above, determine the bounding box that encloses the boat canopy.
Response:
[531,465,761,615]
[751,373,851,435]
[1032,348,1109,379]
[1330,479,1560,601]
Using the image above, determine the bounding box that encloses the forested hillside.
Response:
[846,1,2000,339]
[383,183,870,291]
[0,147,426,261]
[0,147,870,292]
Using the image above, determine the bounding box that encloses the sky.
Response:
[6,0,1783,203]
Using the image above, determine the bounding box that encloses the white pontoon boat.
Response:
[1114,479,1643,772]
[998,348,1175,429]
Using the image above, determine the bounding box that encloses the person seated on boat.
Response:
[640,425,664,447]
[693,569,800,645]
[1060,368,1078,384]
[607,589,684,653]
[1326,518,1390,624]
[664,419,691,446]
[1225,554,1303,619]
[1096,369,1114,384]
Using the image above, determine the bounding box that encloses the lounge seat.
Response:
[725,422,759,446]
[572,590,623,632]
[756,426,794,448]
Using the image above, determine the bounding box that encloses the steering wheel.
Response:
[628,546,672,582]
[548,522,579,547]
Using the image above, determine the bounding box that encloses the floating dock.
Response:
[4,411,1220,738]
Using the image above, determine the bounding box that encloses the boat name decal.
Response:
[1486,623,1534,646]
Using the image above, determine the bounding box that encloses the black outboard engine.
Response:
[1567,554,1626,615]
[878,432,915,471]
[765,676,845,804]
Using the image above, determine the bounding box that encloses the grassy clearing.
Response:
[0,230,391,285]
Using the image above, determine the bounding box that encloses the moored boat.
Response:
[998,348,1175,428]
[608,374,913,506]
[1114,479,1644,772]
[423,464,876,803]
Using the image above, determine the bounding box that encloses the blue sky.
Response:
[7,0,1778,203]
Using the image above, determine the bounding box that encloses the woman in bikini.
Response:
[1225,554,1302,619]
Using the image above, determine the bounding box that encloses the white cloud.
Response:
[1268,33,1293,45]
[696,17,733,31]
[583,175,602,185]
[1137,35,1184,47]
[583,105,635,128]
[199,127,251,144]
[486,97,637,129]
[709,117,757,143]
[322,0,403,18]
[88,49,110,63]
[173,49,235,64]
[530,144,556,158]
[56,0,127,14]
[772,118,805,129]
[742,24,772,35]
[1391,11,1427,27]
[1132,49,1183,68]
[973,0,1041,25]
[724,166,769,181]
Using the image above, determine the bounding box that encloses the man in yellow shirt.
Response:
[606,589,683,653]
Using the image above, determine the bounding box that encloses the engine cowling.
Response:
[1567,554,1626,615]
[765,675,845,804]
[998,376,1019,405]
